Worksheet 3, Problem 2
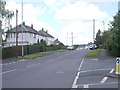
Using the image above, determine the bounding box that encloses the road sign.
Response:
[116,58,120,75]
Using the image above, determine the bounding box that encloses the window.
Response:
[14,33,15,37]
[34,34,36,38]
[11,33,12,38]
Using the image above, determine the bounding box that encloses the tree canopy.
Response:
[95,10,120,56]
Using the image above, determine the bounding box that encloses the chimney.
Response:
[31,24,33,28]
[22,21,25,26]
[42,28,44,31]
[46,30,48,33]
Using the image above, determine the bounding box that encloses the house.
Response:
[38,28,54,45]
[54,38,63,45]
[5,22,54,47]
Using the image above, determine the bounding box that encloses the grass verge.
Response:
[85,49,101,58]
[56,49,66,52]
[19,52,54,59]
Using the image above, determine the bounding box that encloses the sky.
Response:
[4,0,120,45]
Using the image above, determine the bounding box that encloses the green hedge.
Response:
[2,44,66,59]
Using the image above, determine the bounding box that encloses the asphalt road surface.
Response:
[2,49,119,88]
[2,50,89,88]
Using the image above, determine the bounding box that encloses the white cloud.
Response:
[4,1,54,34]
[4,0,114,45]
[53,1,113,45]
[55,1,109,21]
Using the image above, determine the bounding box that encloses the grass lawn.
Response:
[19,52,54,59]
[85,49,101,58]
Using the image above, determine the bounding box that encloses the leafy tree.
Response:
[102,10,120,56]
[0,0,14,41]
[94,29,102,47]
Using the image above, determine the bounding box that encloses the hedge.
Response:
[2,44,66,59]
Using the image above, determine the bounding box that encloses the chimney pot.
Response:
[31,24,33,28]
[23,22,25,25]
[46,30,48,33]
[42,28,44,31]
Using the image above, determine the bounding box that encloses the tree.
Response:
[0,0,14,41]
[101,11,120,56]
[94,29,102,47]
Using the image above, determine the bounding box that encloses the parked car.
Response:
[67,46,74,50]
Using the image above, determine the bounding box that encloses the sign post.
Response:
[116,58,120,75]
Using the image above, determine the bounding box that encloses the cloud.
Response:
[4,1,54,34]
[55,1,109,21]
[4,0,114,45]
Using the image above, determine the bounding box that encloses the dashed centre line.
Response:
[2,69,17,75]
[26,63,41,68]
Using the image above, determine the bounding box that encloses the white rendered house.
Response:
[5,22,54,47]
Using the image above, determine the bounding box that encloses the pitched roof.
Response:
[54,39,62,44]
[39,30,54,38]
[6,22,54,38]
[8,24,38,34]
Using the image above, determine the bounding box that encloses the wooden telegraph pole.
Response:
[16,9,18,59]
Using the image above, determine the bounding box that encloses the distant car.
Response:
[85,46,89,50]
[67,46,74,50]
[89,44,97,50]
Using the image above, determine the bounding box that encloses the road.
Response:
[2,49,119,88]
[2,50,88,88]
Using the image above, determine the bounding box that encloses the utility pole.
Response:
[21,0,24,57]
[71,32,73,46]
[66,32,68,45]
[16,9,18,59]
[93,19,95,44]
[102,21,105,31]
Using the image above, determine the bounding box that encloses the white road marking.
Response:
[101,68,114,84]
[20,59,26,62]
[78,82,118,87]
[72,59,84,88]
[101,77,108,83]
[4,63,8,65]
[91,59,98,61]
[83,84,89,88]
[26,63,41,68]
[2,69,17,74]
[12,62,16,64]
[56,71,64,74]
[72,75,79,88]
[80,68,112,73]
[46,59,55,62]
[8,62,12,64]
[110,69,114,73]
[78,59,84,71]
